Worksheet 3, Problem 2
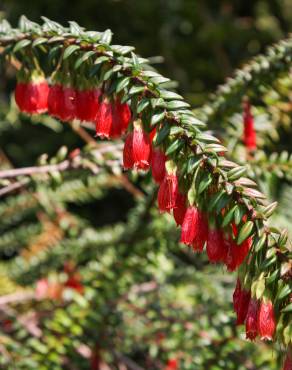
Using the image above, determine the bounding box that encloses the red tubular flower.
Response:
[225,225,251,271]
[15,70,49,115]
[48,83,63,118]
[192,211,208,252]
[58,86,77,122]
[111,99,131,138]
[123,132,134,169]
[158,173,179,212]
[245,298,259,340]
[258,300,276,340]
[173,192,187,226]
[283,351,292,370]
[151,149,167,184]
[95,97,113,138]
[180,206,199,246]
[132,125,151,169]
[243,101,256,151]
[123,123,151,170]
[76,88,101,122]
[235,288,251,325]
[206,226,228,263]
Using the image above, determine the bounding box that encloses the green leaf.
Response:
[69,21,83,35]
[137,98,150,114]
[234,206,245,225]
[262,201,278,218]
[254,234,267,252]
[255,278,265,300]
[154,124,170,146]
[277,285,292,300]
[237,221,254,245]
[207,190,224,212]
[167,100,190,110]
[150,76,171,85]
[266,269,279,284]
[281,303,292,313]
[222,206,237,227]
[187,157,201,174]
[165,139,184,156]
[227,166,247,181]
[116,77,131,93]
[111,45,135,55]
[103,68,115,81]
[204,143,227,153]
[159,90,184,100]
[242,188,266,200]
[196,133,220,143]
[188,186,196,206]
[13,39,31,53]
[151,111,165,127]
[32,37,47,48]
[100,29,113,44]
[131,52,140,69]
[128,86,144,96]
[63,45,80,60]
[74,51,96,69]
[198,173,212,194]
[215,193,231,213]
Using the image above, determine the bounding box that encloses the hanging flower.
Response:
[123,121,151,170]
[181,206,200,246]
[206,226,228,263]
[232,281,251,325]
[15,69,49,115]
[58,85,77,122]
[151,149,167,184]
[76,87,101,123]
[225,224,251,271]
[95,96,113,138]
[110,99,131,138]
[258,300,276,340]
[245,298,258,340]
[243,100,256,151]
[48,83,63,119]
[173,192,187,226]
[158,173,179,212]
[123,132,134,169]
[192,211,208,252]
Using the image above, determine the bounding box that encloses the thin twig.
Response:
[0,160,70,179]
[0,178,29,197]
